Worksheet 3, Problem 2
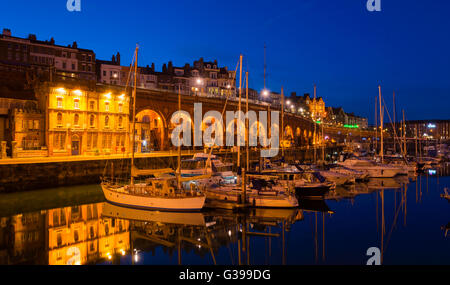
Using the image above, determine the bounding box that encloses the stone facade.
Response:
[34,83,131,156]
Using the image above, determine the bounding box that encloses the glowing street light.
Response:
[56,88,66,95]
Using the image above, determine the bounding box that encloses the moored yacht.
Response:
[204,176,299,209]
[100,46,206,212]
[338,158,401,178]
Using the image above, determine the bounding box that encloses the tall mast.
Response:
[238,54,243,169]
[415,125,418,158]
[313,84,317,164]
[281,87,285,158]
[393,91,396,153]
[375,96,378,153]
[131,46,138,185]
[177,85,182,189]
[379,86,384,163]
[264,44,267,90]
[403,110,407,157]
[246,71,249,171]
[321,116,325,161]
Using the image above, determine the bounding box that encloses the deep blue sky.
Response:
[1,0,449,123]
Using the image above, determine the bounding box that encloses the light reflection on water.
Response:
[0,164,449,265]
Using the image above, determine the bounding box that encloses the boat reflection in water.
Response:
[0,165,448,265]
[101,202,310,265]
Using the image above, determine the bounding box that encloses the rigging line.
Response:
[204,56,241,171]
[380,95,407,163]
[383,187,408,253]
[124,50,137,93]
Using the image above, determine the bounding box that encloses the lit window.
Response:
[118,104,123,113]
[57,113,63,126]
[57,98,63,108]
[105,102,110,112]
[74,99,80,109]
[90,115,95,127]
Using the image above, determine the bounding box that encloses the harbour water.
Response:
[0,164,448,265]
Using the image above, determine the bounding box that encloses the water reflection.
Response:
[0,202,129,265]
[0,163,448,265]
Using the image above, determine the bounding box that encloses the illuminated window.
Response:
[118,103,123,113]
[57,98,63,108]
[74,99,80,109]
[105,102,110,112]
[90,115,95,127]
[57,113,63,126]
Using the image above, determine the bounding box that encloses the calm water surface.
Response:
[0,164,449,265]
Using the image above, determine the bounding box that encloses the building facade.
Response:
[403,120,450,141]
[34,83,130,156]
[0,28,96,83]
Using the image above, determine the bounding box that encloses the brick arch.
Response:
[135,109,166,151]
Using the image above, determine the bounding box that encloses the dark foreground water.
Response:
[0,164,449,265]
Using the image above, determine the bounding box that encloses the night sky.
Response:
[1,0,449,123]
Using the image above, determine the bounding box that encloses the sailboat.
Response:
[199,56,298,209]
[100,46,206,211]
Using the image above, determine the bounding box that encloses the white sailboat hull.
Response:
[101,183,206,211]
[101,202,206,226]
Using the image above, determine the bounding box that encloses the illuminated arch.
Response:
[136,109,165,152]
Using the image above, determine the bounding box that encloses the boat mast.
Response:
[375,96,378,153]
[379,86,384,163]
[393,91,396,154]
[238,54,243,169]
[322,117,325,162]
[281,86,285,158]
[313,84,317,164]
[264,43,267,90]
[246,71,249,171]
[131,46,138,185]
[415,126,418,158]
[177,85,182,189]
[403,110,407,158]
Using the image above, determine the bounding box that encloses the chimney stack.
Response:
[2,28,11,36]
[116,52,121,65]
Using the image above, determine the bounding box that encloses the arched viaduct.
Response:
[121,87,374,151]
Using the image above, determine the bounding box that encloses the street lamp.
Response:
[195,78,203,97]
